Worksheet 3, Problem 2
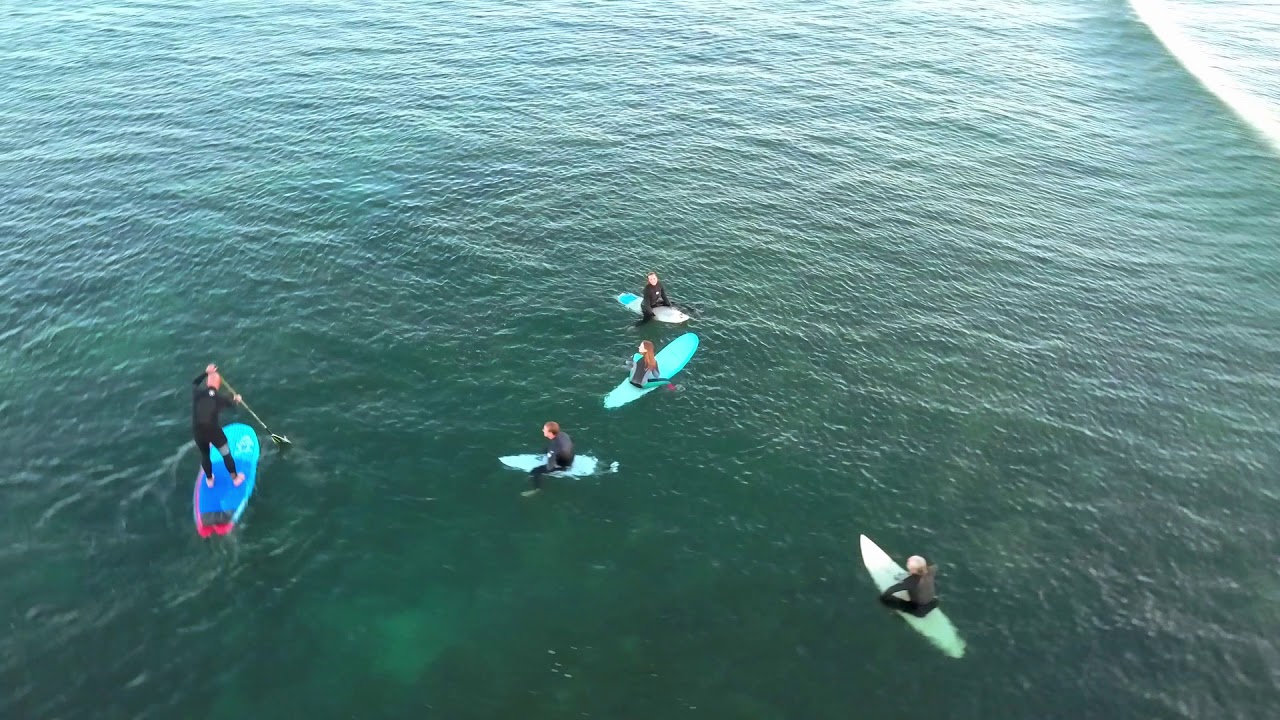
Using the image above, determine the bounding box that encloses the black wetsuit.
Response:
[192,372,238,480]
[639,282,673,322]
[529,431,574,489]
[879,570,939,618]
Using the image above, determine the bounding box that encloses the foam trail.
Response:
[1130,0,1280,154]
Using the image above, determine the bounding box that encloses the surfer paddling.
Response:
[638,271,675,324]
[878,555,939,618]
[192,363,245,488]
[524,421,575,497]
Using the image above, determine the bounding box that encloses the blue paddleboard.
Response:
[604,332,700,409]
[192,422,261,537]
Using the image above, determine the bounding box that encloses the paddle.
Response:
[220,378,291,447]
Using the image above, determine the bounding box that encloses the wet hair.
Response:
[640,340,657,371]
[544,421,560,435]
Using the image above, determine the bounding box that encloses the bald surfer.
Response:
[878,555,939,618]
[192,363,245,488]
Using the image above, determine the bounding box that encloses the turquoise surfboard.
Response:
[604,332,700,409]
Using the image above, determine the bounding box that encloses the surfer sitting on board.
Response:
[638,271,674,324]
[626,340,671,388]
[192,364,245,489]
[879,555,939,618]
[525,421,574,497]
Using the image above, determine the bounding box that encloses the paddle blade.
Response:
[270,433,292,446]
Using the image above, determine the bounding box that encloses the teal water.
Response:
[3,0,1279,718]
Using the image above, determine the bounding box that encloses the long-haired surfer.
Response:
[637,271,674,324]
[524,421,574,497]
[879,555,940,618]
[192,363,245,488]
[626,340,671,388]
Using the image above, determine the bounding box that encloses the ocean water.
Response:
[1,1,1278,718]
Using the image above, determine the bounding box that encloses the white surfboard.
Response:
[498,454,614,477]
[616,293,690,323]
[859,534,966,659]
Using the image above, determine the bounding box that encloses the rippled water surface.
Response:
[2,1,1278,718]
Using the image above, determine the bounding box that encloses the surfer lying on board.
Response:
[192,364,245,488]
[626,340,671,388]
[524,421,574,497]
[878,555,939,618]
[638,271,674,324]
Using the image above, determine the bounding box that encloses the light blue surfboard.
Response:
[604,332,700,409]
[499,454,615,477]
[192,423,260,537]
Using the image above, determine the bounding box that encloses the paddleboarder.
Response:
[638,271,674,324]
[192,363,245,488]
[524,421,574,497]
[626,340,671,388]
[878,555,939,617]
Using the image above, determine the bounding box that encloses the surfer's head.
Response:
[206,371,222,390]
[647,272,659,285]
[543,421,560,439]
[906,555,927,574]
[638,340,657,370]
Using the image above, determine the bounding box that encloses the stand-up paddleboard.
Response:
[193,423,261,537]
[616,293,690,324]
[859,534,966,658]
[604,332,699,409]
[499,455,616,477]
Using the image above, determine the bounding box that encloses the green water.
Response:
[2,0,1279,718]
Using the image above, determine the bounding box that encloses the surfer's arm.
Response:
[879,594,915,612]
[880,578,912,599]
[193,364,218,385]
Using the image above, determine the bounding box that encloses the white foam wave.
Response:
[1130,0,1280,153]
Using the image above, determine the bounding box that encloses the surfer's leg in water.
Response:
[524,464,570,496]
[525,466,550,495]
